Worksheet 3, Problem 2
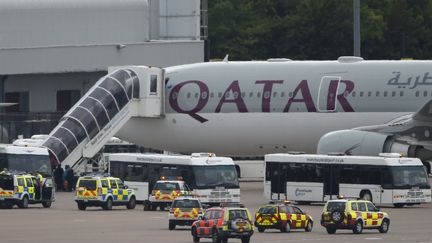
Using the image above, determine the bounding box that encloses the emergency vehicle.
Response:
[321,199,390,234]
[146,178,192,211]
[191,204,254,243]
[168,197,203,230]
[75,174,136,210]
[255,201,313,233]
[0,170,54,208]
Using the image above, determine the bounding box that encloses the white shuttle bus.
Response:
[264,153,431,207]
[107,153,240,205]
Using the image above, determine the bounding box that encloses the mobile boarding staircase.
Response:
[42,66,164,171]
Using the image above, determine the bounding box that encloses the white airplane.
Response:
[41,56,432,172]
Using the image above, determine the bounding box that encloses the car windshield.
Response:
[326,201,346,212]
[192,165,239,189]
[172,199,201,208]
[390,166,429,188]
[258,206,277,214]
[228,209,249,220]
[154,182,180,192]
[78,179,97,190]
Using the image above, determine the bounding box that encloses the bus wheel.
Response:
[42,201,52,208]
[360,190,372,202]
[18,195,29,209]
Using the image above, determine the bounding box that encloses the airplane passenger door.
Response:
[317,76,341,112]
[127,66,165,118]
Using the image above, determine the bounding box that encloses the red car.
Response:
[191,206,254,243]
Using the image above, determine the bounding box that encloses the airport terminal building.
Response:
[0,0,205,142]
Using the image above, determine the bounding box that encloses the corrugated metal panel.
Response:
[0,0,149,48]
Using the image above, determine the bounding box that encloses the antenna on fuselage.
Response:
[223,54,229,62]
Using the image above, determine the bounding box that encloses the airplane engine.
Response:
[318,129,432,173]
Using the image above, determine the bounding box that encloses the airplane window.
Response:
[273,92,277,98]
[288,92,293,98]
[368,91,372,97]
[424,91,428,97]
[201,92,208,99]
[415,91,420,97]
[281,92,285,97]
[218,92,222,98]
[384,91,388,97]
[172,92,178,99]
[344,91,349,97]
[264,91,270,99]
[257,92,261,98]
[241,92,245,98]
[359,91,364,97]
[210,92,214,98]
[187,93,191,98]
[249,92,253,98]
[352,91,356,97]
[195,93,199,98]
[376,91,380,97]
[400,91,404,97]
[233,92,238,99]
[392,91,396,97]
[225,92,230,98]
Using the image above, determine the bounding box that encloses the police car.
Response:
[168,197,204,230]
[75,174,136,210]
[321,199,390,234]
[145,178,192,211]
[191,204,254,243]
[255,201,313,233]
[0,170,54,209]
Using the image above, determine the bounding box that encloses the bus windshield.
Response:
[391,166,429,189]
[193,165,239,189]
[0,154,52,177]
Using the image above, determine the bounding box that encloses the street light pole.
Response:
[353,0,361,57]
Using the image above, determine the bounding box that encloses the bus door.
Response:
[323,164,340,200]
[268,162,286,200]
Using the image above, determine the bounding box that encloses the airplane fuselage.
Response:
[117,59,432,156]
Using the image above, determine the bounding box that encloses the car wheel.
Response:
[18,195,29,209]
[169,221,176,230]
[103,198,113,210]
[353,220,363,234]
[379,219,390,233]
[280,221,291,233]
[305,221,313,232]
[78,203,87,210]
[331,210,344,224]
[360,191,372,202]
[42,201,52,208]
[257,227,265,233]
[212,229,221,243]
[143,201,150,211]
[126,196,136,209]
[326,226,337,234]
[191,227,200,242]
[241,236,250,243]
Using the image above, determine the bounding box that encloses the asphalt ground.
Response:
[0,182,431,243]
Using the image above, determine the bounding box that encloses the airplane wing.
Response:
[317,99,432,172]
